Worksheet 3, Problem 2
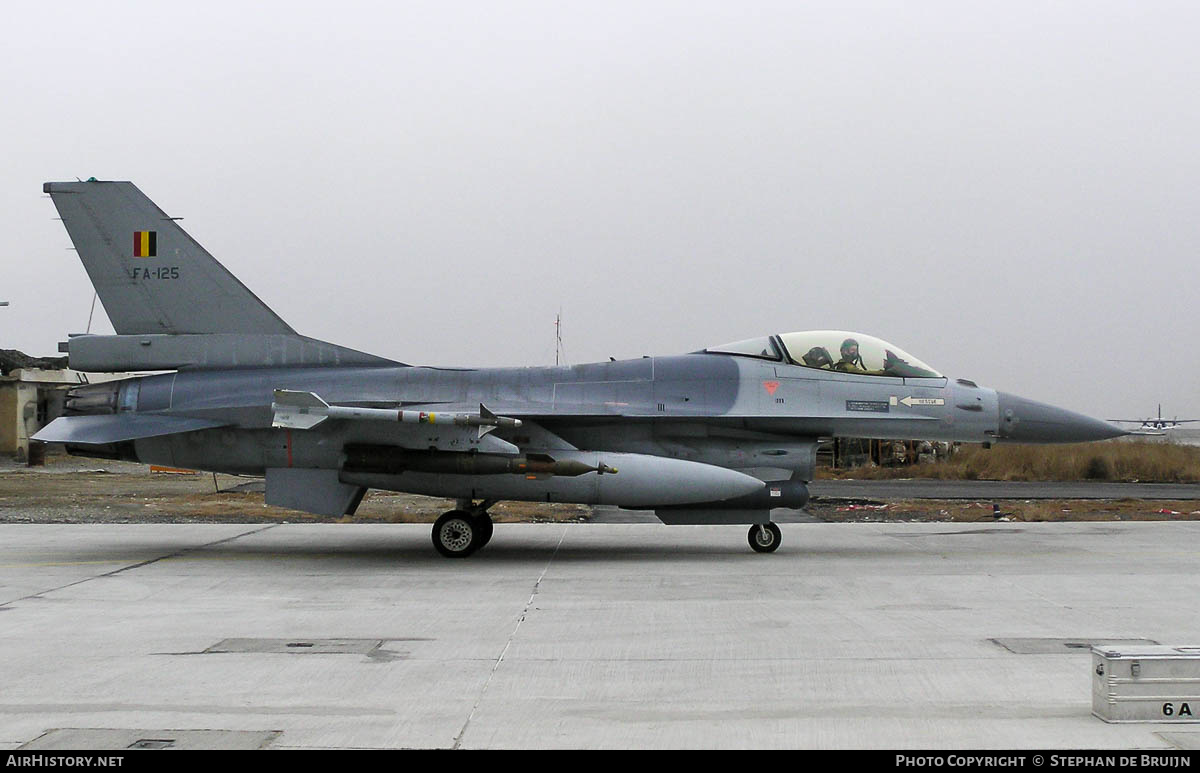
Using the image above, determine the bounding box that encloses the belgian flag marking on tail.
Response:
[133,231,157,258]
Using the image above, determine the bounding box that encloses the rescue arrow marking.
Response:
[893,395,945,407]
[763,381,780,396]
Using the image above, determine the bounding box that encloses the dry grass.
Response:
[819,441,1200,483]
[810,498,1200,523]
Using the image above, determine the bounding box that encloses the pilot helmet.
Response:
[802,347,833,368]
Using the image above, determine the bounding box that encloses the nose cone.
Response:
[996,392,1128,443]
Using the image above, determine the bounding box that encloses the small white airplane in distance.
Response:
[1109,405,1200,433]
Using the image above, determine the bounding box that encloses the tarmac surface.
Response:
[3,521,1200,749]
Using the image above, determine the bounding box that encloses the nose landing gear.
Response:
[748,522,782,553]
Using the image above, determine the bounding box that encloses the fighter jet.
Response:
[33,181,1126,556]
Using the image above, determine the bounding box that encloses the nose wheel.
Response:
[748,522,781,553]
[432,502,495,558]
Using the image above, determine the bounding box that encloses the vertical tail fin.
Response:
[44,180,295,335]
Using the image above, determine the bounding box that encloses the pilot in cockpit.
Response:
[833,338,870,373]
[801,346,834,369]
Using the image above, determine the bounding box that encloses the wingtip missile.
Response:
[272,391,523,433]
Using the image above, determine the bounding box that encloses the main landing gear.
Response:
[748,522,782,553]
[432,500,495,558]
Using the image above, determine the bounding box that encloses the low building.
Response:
[0,351,130,462]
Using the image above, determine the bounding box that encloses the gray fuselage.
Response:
[122,352,996,475]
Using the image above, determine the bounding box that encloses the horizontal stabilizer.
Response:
[32,414,227,444]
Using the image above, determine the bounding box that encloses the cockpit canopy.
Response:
[706,330,942,378]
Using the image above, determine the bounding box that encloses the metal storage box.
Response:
[1092,644,1200,723]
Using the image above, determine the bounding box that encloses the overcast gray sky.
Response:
[2,0,1196,421]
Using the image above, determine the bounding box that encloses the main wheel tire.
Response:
[748,522,782,553]
[474,513,494,549]
[433,511,480,558]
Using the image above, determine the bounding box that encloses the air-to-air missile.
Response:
[271,389,523,435]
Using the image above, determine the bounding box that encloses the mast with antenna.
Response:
[555,308,566,366]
